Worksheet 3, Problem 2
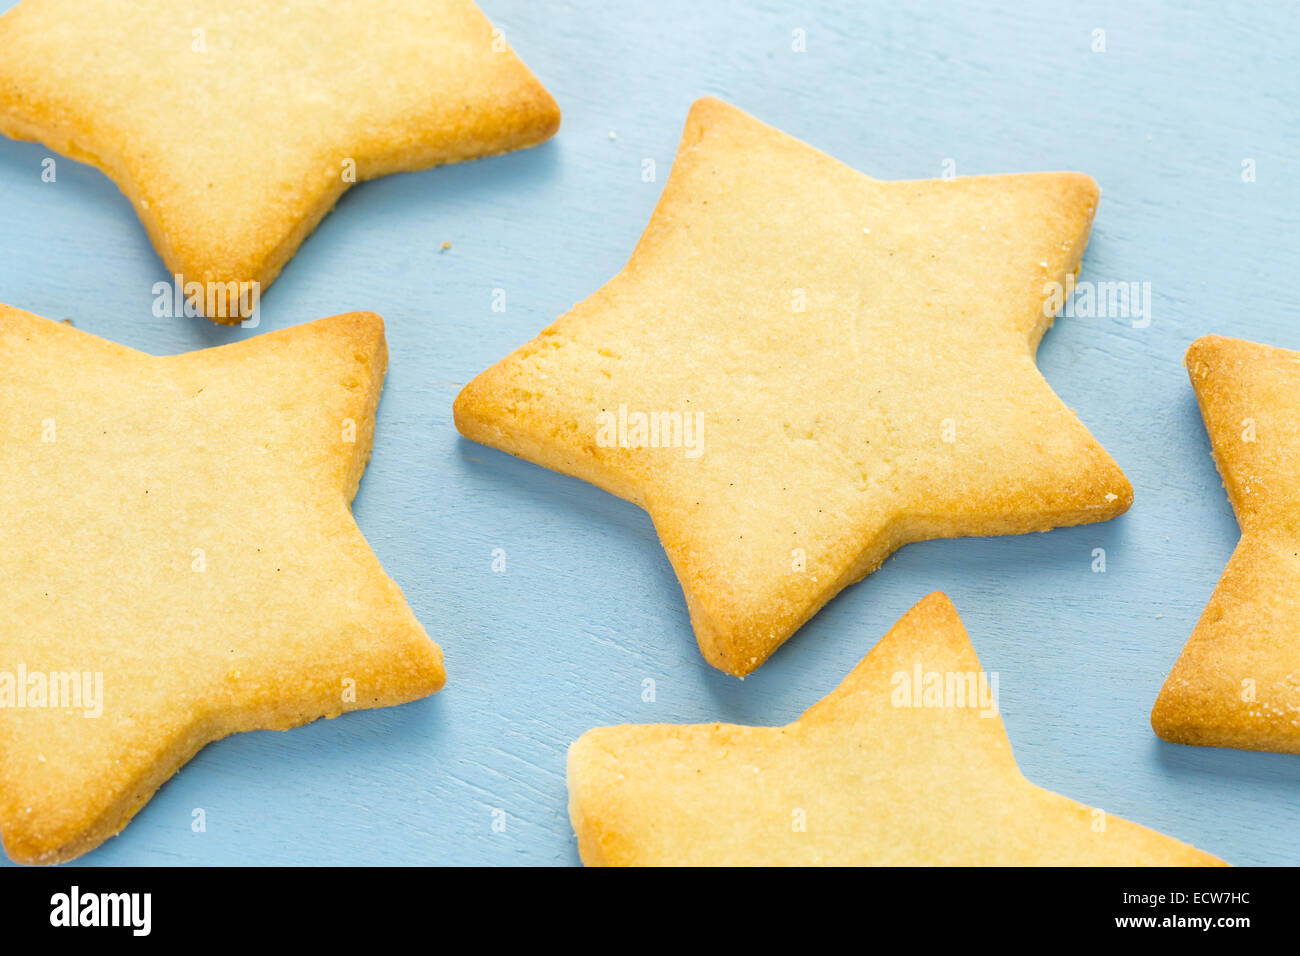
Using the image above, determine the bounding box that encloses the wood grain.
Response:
[0,0,1296,865]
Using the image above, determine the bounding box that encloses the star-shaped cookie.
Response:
[0,305,444,864]
[0,0,560,322]
[1152,335,1300,752]
[568,593,1221,866]
[455,98,1133,675]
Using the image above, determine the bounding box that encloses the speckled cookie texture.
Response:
[455,97,1133,676]
[568,593,1223,866]
[0,305,445,864]
[1152,335,1300,752]
[0,0,560,322]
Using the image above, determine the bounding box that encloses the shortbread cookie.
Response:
[1152,336,1300,752]
[0,305,445,864]
[569,593,1222,866]
[455,97,1132,676]
[0,0,560,322]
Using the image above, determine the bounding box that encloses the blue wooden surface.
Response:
[1,0,1297,866]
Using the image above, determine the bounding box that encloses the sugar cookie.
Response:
[456,98,1132,675]
[1153,335,1300,752]
[569,594,1222,866]
[0,304,444,863]
[0,0,560,322]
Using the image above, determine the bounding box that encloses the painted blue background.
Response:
[1,0,1297,866]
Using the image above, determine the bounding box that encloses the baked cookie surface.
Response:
[1152,335,1300,752]
[0,0,560,321]
[456,97,1132,676]
[0,305,445,864]
[568,593,1222,866]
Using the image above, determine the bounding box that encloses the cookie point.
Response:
[1149,693,1179,742]
[686,96,740,128]
[916,591,955,612]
